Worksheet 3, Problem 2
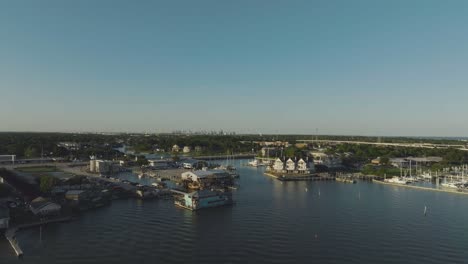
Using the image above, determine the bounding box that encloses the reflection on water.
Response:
[2,160,468,264]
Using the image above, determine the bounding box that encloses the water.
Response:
[2,160,468,263]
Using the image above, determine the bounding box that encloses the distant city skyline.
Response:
[1,1,468,137]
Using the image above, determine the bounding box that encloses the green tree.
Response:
[24,146,39,158]
[380,156,390,166]
[136,155,149,166]
[39,175,59,194]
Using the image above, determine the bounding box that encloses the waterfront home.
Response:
[272,158,285,172]
[297,158,309,173]
[286,158,296,173]
[0,203,9,229]
[29,197,61,216]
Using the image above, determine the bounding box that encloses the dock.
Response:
[4,216,73,257]
[373,180,468,196]
[264,172,335,182]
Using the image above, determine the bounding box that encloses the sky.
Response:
[1,0,468,136]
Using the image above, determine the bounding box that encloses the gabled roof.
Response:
[30,201,60,211]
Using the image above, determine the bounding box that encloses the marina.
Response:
[3,159,468,264]
[373,179,468,195]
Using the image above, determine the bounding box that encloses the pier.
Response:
[373,180,468,196]
[4,216,73,257]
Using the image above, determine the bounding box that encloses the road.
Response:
[297,139,468,151]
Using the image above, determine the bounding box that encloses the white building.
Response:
[183,146,191,153]
[89,159,113,174]
[272,158,284,172]
[286,158,296,172]
[297,158,308,171]
[172,145,180,152]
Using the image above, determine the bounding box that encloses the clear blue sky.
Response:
[1,0,467,136]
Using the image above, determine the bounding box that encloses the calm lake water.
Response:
[2,159,468,263]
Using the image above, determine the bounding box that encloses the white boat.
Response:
[385,177,409,184]
[441,182,459,189]
[405,177,418,183]
[248,160,259,167]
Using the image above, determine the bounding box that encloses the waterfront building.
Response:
[181,170,231,189]
[297,158,309,173]
[173,189,233,211]
[0,203,9,229]
[286,158,296,173]
[29,197,61,216]
[272,158,285,172]
[267,157,315,175]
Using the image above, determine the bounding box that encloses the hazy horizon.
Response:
[1,1,468,137]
